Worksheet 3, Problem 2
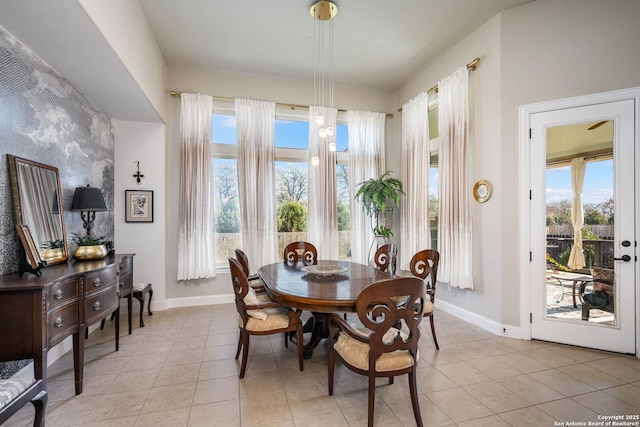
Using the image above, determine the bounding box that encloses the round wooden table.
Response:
[258,260,391,358]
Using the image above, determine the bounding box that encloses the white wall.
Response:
[395,0,640,328]
[113,120,167,310]
[164,68,396,302]
[79,0,167,121]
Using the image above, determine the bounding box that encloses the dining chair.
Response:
[410,249,440,349]
[234,248,266,292]
[228,257,304,378]
[580,267,615,321]
[327,276,426,427]
[373,243,397,275]
[283,241,318,266]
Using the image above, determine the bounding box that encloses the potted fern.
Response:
[354,171,403,239]
[71,232,107,261]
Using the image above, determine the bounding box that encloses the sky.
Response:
[546,160,613,205]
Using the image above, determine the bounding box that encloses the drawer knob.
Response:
[93,278,101,287]
[54,289,64,299]
[93,301,102,311]
[54,316,64,328]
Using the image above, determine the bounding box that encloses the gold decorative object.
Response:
[73,245,107,261]
[473,180,492,203]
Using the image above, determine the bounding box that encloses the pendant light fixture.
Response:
[311,0,338,164]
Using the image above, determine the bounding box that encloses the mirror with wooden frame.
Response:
[7,155,68,265]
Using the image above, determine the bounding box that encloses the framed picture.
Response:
[125,190,154,223]
[16,224,42,268]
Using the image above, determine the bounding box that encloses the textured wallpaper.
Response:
[0,25,114,377]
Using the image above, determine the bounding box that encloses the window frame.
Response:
[211,101,348,271]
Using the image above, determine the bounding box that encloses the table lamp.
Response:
[71,185,107,235]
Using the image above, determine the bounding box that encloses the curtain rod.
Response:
[397,57,480,113]
[169,90,393,118]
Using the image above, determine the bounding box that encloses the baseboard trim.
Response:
[167,294,234,309]
[436,298,522,339]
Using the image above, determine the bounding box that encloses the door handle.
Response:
[612,255,631,262]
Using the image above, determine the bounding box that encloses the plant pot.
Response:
[73,244,107,261]
[41,248,64,261]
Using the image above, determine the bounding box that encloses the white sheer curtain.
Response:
[347,110,386,265]
[568,157,586,269]
[308,106,338,259]
[177,93,216,280]
[399,92,431,270]
[438,67,473,289]
[236,98,278,271]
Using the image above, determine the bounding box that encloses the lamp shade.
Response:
[71,185,107,211]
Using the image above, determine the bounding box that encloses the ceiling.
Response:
[138,0,532,91]
[0,0,533,121]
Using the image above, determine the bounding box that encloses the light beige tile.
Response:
[585,358,640,382]
[426,387,493,423]
[153,362,200,387]
[239,390,292,427]
[466,356,524,380]
[198,358,239,381]
[192,376,239,405]
[493,353,552,374]
[84,390,148,423]
[80,416,138,426]
[292,411,349,427]
[527,347,578,368]
[528,369,596,397]
[436,361,492,386]
[558,363,627,389]
[499,374,565,404]
[415,364,458,393]
[105,368,160,394]
[498,406,557,427]
[202,343,238,361]
[140,382,196,414]
[457,415,512,427]
[571,390,640,416]
[188,400,240,427]
[536,397,600,423]
[133,407,190,426]
[162,347,204,366]
[390,392,453,427]
[603,384,640,409]
[464,381,531,413]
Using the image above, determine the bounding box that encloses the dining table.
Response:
[258,260,392,359]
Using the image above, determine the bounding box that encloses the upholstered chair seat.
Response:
[0,377,47,427]
[333,328,417,372]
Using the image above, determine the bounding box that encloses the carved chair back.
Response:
[373,243,397,275]
[283,241,318,266]
[409,249,439,303]
[355,277,425,364]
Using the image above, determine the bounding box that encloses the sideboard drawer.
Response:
[85,265,117,295]
[48,302,80,347]
[48,278,80,310]
[84,285,117,324]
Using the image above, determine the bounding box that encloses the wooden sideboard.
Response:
[0,253,134,395]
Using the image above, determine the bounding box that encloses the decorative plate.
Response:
[301,265,348,277]
[473,179,492,203]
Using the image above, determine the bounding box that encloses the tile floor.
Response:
[6,305,640,426]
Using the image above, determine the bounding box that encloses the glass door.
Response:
[530,100,635,354]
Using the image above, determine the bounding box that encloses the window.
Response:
[428,107,439,249]
[211,104,349,267]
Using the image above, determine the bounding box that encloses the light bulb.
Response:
[316,113,324,125]
[311,156,320,166]
[326,126,334,136]
[329,142,336,152]
[319,127,327,138]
